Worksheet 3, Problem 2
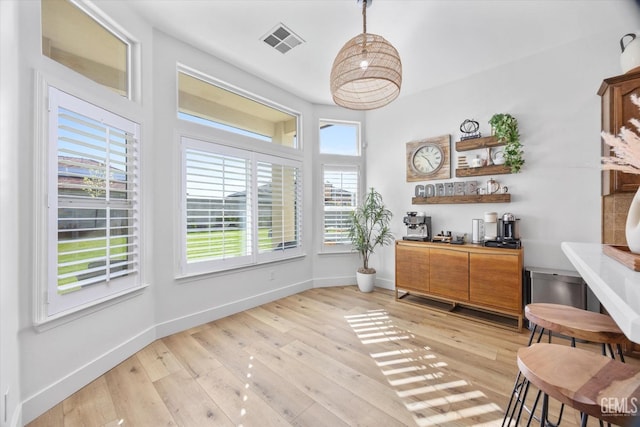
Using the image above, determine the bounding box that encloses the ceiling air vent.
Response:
[261,23,304,54]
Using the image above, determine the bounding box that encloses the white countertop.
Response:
[562,242,640,343]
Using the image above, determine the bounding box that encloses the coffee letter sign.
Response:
[425,184,435,197]
[465,180,478,195]
[444,182,455,196]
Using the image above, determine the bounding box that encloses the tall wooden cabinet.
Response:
[395,240,524,330]
[598,69,640,194]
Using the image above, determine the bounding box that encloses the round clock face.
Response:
[412,144,444,174]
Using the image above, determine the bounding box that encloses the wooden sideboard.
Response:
[395,240,524,330]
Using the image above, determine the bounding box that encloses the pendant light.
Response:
[330,0,402,110]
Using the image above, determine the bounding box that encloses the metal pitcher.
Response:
[487,178,500,194]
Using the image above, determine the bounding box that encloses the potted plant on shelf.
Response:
[489,113,524,173]
[349,187,394,293]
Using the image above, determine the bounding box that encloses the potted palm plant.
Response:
[348,187,394,292]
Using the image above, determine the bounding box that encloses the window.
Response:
[41,0,130,97]
[323,166,359,246]
[178,71,298,148]
[319,120,363,251]
[320,120,360,156]
[47,87,140,317]
[181,138,302,276]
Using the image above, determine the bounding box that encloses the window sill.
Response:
[319,248,356,256]
[175,253,307,284]
[34,284,149,332]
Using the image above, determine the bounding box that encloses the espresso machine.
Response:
[499,212,520,241]
[402,212,431,242]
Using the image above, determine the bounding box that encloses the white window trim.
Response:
[321,164,360,252]
[33,75,144,326]
[177,65,303,153]
[318,119,364,254]
[60,0,137,100]
[180,138,254,275]
[319,119,362,157]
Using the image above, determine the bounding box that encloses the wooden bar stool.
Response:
[525,303,628,360]
[502,303,629,427]
[512,343,640,426]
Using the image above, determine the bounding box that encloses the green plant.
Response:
[348,187,393,273]
[489,113,524,173]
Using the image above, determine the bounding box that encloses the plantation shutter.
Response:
[256,155,303,260]
[180,138,302,274]
[322,165,359,246]
[182,138,253,273]
[48,87,140,316]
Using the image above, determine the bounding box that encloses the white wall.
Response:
[365,4,640,288]
[14,1,158,423]
[149,29,319,338]
[1,2,23,425]
[7,2,362,424]
[311,104,366,287]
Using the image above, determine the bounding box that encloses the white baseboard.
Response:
[375,277,395,290]
[313,275,394,291]
[155,280,312,338]
[20,280,313,424]
[18,278,401,424]
[21,326,156,424]
[312,275,355,288]
[8,402,21,427]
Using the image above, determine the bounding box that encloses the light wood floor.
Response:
[27,286,636,427]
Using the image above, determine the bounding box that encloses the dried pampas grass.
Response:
[602,94,640,174]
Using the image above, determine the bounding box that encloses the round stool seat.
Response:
[518,343,640,425]
[525,303,627,344]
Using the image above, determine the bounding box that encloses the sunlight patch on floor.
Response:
[415,403,503,427]
[345,309,505,426]
[237,355,254,427]
[406,390,487,411]
[395,380,469,398]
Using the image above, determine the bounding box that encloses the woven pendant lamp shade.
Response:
[330,33,402,110]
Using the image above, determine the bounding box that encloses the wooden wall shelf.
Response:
[412,193,511,204]
[456,135,502,151]
[456,164,511,177]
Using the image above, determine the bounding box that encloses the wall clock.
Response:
[406,135,451,182]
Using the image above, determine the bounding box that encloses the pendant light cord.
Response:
[362,0,367,34]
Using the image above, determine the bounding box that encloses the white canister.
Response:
[484,212,497,223]
[484,212,497,240]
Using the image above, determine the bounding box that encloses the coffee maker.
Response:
[499,212,520,241]
[402,212,431,242]
[484,212,521,249]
